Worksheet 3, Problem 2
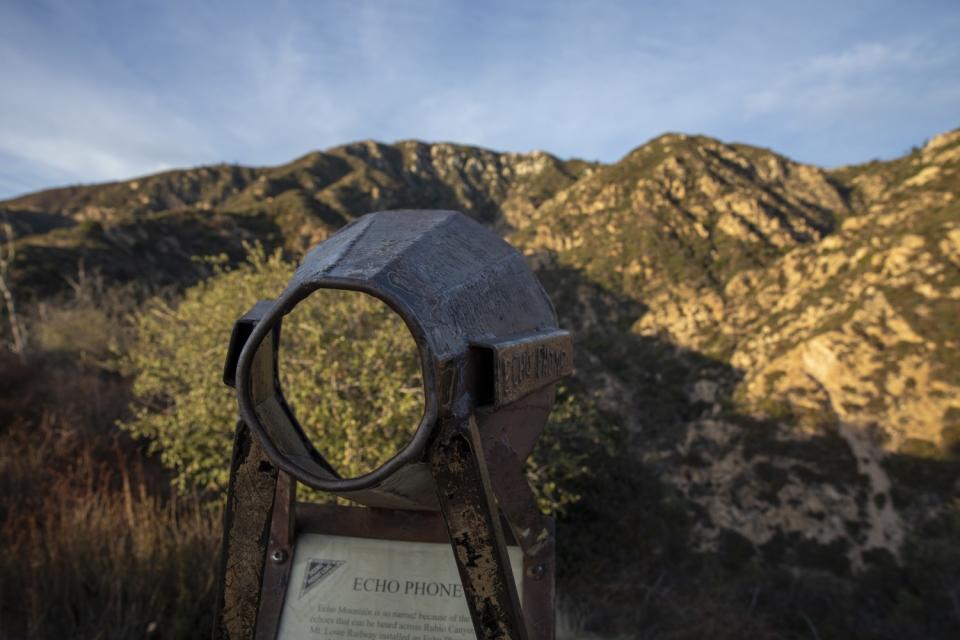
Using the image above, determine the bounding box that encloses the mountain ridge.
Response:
[2,127,959,572]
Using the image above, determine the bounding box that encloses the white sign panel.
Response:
[277,533,523,640]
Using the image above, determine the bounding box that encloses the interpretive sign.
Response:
[278,534,523,639]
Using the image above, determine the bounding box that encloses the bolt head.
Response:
[270,549,287,563]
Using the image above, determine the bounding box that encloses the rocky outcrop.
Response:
[3,127,959,573]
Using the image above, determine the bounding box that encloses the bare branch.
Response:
[0,219,27,360]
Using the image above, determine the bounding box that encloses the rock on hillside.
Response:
[513,133,848,300]
[2,128,959,574]
[626,130,960,567]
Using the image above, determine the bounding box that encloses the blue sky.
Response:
[1,0,958,199]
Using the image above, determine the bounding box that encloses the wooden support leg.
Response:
[213,422,280,640]
[254,471,296,640]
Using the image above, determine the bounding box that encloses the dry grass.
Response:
[0,352,222,639]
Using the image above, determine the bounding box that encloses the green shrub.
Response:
[527,384,619,513]
[122,247,424,492]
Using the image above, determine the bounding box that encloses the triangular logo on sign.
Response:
[300,559,345,599]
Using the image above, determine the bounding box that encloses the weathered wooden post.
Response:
[213,210,573,640]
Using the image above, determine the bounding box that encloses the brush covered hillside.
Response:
[2,129,960,638]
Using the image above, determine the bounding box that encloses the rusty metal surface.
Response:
[520,519,555,640]
[485,441,553,560]
[231,210,572,505]
[296,503,451,542]
[212,422,279,640]
[430,419,527,640]
[471,329,573,409]
[254,472,296,640]
[223,300,274,388]
[219,210,570,640]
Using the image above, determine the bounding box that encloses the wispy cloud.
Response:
[809,43,915,75]
[0,4,218,188]
[1,0,958,198]
[736,33,959,163]
[746,39,952,116]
